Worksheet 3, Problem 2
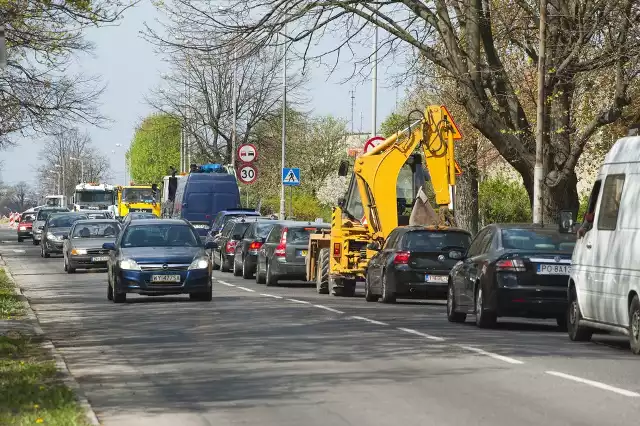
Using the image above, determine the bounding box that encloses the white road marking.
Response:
[546,371,640,397]
[286,298,311,304]
[456,344,524,364]
[11,249,25,253]
[313,304,344,314]
[397,327,445,342]
[236,286,255,292]
[217,281,235,287]
[351,316,389,326]
[260,293,284,299]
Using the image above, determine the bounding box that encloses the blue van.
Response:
[169,166,241,236]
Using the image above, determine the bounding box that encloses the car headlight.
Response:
[47,233,61,241]
[188,257,209,270]
[71,249,87,255]
[119,258,141,270]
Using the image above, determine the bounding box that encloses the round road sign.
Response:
[237,164,258,184]
[363,136,385,153]
[237,143,258,163]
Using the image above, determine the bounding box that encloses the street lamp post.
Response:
[279,26,287,220]
[114,144,128,185]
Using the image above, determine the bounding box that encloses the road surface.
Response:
[1,227,638,425]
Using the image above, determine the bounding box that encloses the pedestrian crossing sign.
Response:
[282,168,301,186]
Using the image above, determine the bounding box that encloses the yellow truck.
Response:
[306,105,461,296]
[115,184,161,218]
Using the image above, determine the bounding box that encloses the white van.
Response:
[568,134,640,354]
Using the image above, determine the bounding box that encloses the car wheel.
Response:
[212,251,220,270]
[255,261,266,284]
[107,280,113,301]
[475,286,496,328]
[629,295,640,355]
[64,256,68,271]
[447,281,467,323]
[220,252,229,272]
[556,315,567,331]
[41,244,50,258]
[265,261,278,287]
[232,257,242,276]
[242,258,252,279]
[113,277,126,303]
[32,239,39,246]
[364,271,379,302]
[567,286,593,342]
[316,248,330,295]
[380,272,396,304]
[17,236,23,243]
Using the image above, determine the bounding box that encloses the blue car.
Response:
[103,219,217,303]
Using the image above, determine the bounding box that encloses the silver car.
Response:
[32,207,70,245]
[63,219,121,273]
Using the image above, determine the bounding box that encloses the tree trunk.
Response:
[454,143,480,235]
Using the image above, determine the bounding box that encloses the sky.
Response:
[1,0,402,187]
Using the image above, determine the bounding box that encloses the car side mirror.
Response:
[366,242,381,251]
[449,250,463,260]
[102,242,116,251]
[338,160,349,177]
[205,241,218,250]
[62,234,69,240]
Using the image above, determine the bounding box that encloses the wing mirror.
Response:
[205,241,218,250]
[366,242,381,251]
[338,160,349,177]
[62,234,69,240]
[102,242,116,251]
[558,209,577,234]
[449,250,464,260]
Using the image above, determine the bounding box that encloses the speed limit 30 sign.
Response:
[237,163,258,184]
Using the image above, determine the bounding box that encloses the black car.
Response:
[210,217,258,272]
[103,219,216,303]
[365,226,472,303]
[41,212,89,258]
[63,219,121,273]
[32,207,70,245]
[256,221,330,286]
[232,218,280,278]
[447,224,576,328]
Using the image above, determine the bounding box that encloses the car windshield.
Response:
[501,228,576,252]
[403,231,472,251]
[287,227,327,245]
[72,222,120,238]
[48,215,87,228]
[76,191,114,203]
[122,188,156,203]
[121,224,200,248]
[21,213,36,222]
[37,209,67,221]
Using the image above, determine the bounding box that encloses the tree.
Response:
[11,182,35,212]
[35,129,111,198]
[479,175,532,225]
[176,0,640,222]
[0,1,134,147]
[379,113,410,138]
[127,114,181,184]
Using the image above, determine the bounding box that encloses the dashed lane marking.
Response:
[217,281,235,287]
[350,316,389,326]
[236,286,256,292]
[397,327,445,342]
[286,298,311,304]
[260,293,284,299]
[313,304,344,314]
[456,344,524,365]
[546,371,640,397]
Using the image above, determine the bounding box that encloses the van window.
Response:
[597,174,625,231]
[585,180,602,217]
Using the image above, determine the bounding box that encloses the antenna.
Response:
[350,90,355,134]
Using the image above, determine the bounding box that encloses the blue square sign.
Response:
[282,168,301,186]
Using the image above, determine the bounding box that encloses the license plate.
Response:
[193,224,209,229]
[298,250,308,257]
[537,264,571,275]
[91,256,109,262]
[425,275,448,283]
[151,274,181,283]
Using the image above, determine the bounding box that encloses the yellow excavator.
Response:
[306,105,461,296]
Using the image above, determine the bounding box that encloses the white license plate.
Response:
[425,275,448,283]
[193,224,209,229]
[91,256,109,262]
[151,274,181,283]
[537,264,571,275]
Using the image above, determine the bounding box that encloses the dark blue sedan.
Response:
[103,219,217,303]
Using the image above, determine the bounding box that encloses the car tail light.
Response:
[496,259,526,272]
[249,241,262,250]
[393,251,411,264]
[225,240,238,254]
[275,228,287,257]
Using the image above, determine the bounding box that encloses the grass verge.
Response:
[0,333,90,426]
[0,268,24,320]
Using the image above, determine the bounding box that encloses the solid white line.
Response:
[236,286,256,292]
[260,293,283,299]
[287,298,311,304]
[397,327,445,342]
[456,344,524,364]
[217,281,235,287]
[313,304,344,314]
[546,371,640,397]
[350,316,389,326]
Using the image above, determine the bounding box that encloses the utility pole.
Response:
[350,90,355,134]
[371,27,378,137]
[231,48,238,168]
[186,60,191,169]
[533,0,547,224]
[279,26,287,220]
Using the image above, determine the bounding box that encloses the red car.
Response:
[17,212,36,242]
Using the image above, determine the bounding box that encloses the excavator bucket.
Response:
[409,186,441,226]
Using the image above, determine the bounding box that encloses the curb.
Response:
[1,258,101,426]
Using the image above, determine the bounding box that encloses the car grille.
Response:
[139,264,190,271]
[86,249,109,255]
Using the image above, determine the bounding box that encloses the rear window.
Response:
[501,228,576,252]
[287,227,327,245]
[48,215,87,228]
[21,213,36,222]
[231,222,251,238]
[37,209,67,221]
[256,223,275,238]
[402,231,471,251]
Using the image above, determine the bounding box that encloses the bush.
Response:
[479,175,532,224]
[259,191,332,222]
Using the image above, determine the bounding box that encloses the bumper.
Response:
[33,232,43,241]
[391,269,449,298]
[68,256,108,269]
[493,287,567,318]
[17,230,32,238]
[272,261,306,279]
[116,269,211,295]
[45,240,63,253]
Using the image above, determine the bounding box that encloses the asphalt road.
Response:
[2,226,640,425]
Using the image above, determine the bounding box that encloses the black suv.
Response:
[232,218,281,278]
[209,217,258,272]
